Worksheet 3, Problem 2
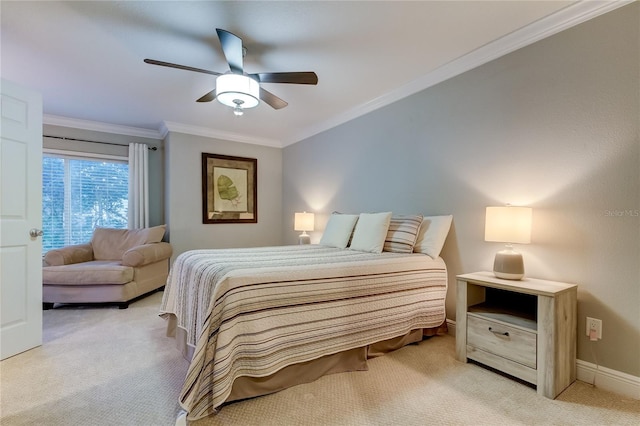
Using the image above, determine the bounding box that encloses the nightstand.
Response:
[456,271,577,398]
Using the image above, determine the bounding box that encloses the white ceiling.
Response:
[0,1,626,147]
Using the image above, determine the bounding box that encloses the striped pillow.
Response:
[383,215,423,253]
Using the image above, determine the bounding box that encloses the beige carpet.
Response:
[1,291,638,426]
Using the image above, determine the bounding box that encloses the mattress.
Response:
[160,244,447,420]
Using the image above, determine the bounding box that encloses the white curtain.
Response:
[128,143,149,229]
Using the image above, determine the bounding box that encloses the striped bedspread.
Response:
[160,245,447,420]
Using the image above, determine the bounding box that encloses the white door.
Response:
[0,79,43,360]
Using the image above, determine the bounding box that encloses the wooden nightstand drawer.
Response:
[467,314,536,368]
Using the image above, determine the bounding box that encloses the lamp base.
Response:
[298,234,311,245]
[493,249,525,280]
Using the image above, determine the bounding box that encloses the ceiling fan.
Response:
[144,28,318,115]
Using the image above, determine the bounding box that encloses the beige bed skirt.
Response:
[165,315,447,406]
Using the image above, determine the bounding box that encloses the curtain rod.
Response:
[43,135,158,151]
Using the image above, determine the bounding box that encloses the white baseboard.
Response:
[446,319,456,337]
[445,319,639,400]
[576,359,640,400]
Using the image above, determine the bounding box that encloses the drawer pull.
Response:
[488,327,509,337]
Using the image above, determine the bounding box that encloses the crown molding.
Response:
[284,0,634,146]
[160,120,283,148]
[43,1,631,149]
[43,114,163,140]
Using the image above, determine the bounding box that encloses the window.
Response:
[42,152,128,255]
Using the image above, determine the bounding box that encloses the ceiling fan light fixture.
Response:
[216,74,259,109]
[145,28,317,111]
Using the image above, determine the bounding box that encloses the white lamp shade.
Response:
[294,212,315,232]
[216,74,260,108]
[485,206,532,244]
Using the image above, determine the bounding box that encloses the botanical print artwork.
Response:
[213,167,248,212]
[217,175,239,205]
[202,152,257,223]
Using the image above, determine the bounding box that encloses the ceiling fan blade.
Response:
[250,72,318,85]
[259,88,288,110]
[216,28,243,74]
[144,59,221,76]
[196,90,216,103]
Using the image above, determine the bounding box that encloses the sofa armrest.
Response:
[122,242,173,267]
[44,243,94,266]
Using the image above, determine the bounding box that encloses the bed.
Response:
[161,212,453,420]
[160,242,449,421]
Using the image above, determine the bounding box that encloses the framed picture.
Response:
[202,153,257,224]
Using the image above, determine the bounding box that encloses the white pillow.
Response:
[319,213,359,248]
[413,215,453,258]
[349,212,392,253]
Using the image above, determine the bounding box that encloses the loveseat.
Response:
[42,225,172,309]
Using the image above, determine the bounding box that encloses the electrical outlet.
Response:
[586,317,602,340]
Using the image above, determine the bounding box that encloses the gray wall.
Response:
[43,124,165,228]
[164,131,283,259]
[282,4,639,376]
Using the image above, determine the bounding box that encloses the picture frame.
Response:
[202,153,257,224]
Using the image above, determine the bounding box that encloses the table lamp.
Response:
[484,206,532,280]
[294,212,314,245]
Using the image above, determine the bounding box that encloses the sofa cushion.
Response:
[142,225,166,243]
[43,261,134,285]
[91,225,166,260]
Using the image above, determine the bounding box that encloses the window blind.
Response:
[42,153,128,255]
